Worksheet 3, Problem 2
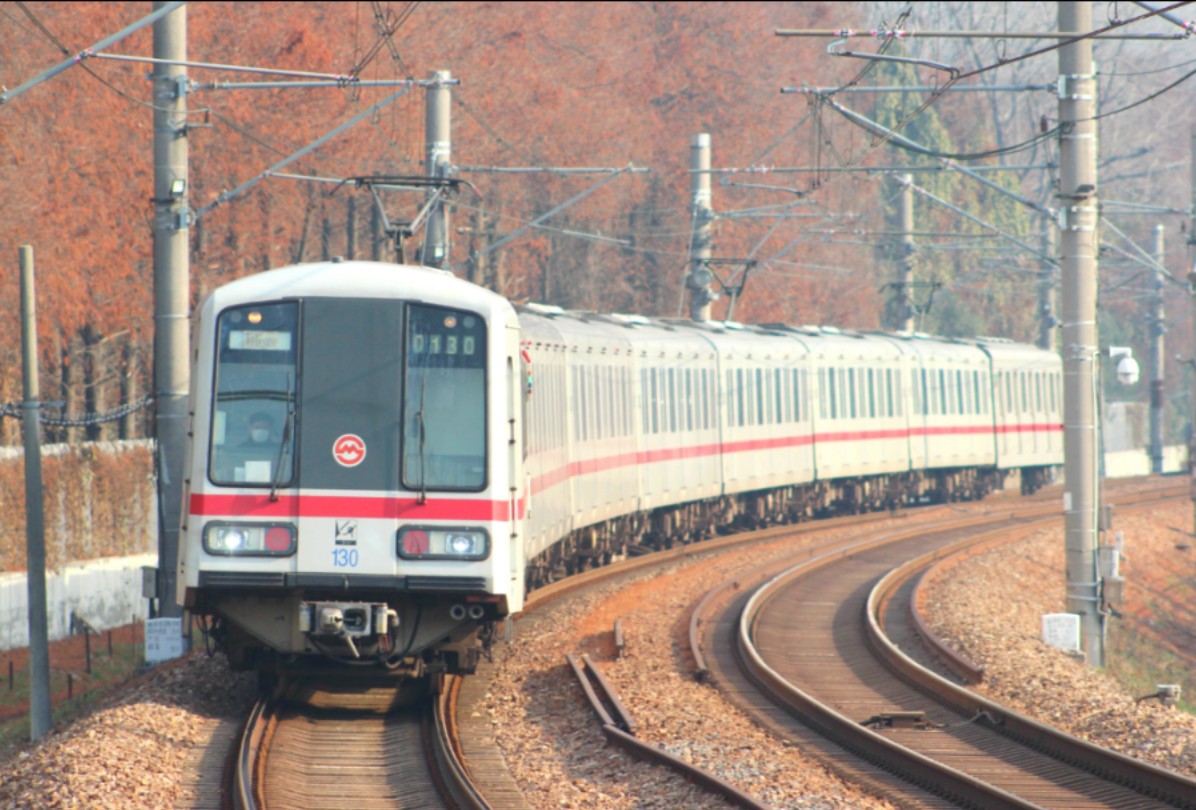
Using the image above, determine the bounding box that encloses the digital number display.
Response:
[406,305,485,371]
[410,312,479,357]
[411,332,476,356]
[229,330,293,351]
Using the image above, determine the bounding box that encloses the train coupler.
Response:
[299,601,398,658]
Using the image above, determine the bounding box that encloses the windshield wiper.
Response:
[416,376,428,505]
[269,376,295,502]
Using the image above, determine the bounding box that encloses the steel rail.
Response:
[231,678,491,810]
[433,675,493,810]
[233,696,271,810]
[732,484,1196,809]
[565,652,773,810]
[866,492,1196,808]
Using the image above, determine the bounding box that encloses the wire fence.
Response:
[0,396,155,428]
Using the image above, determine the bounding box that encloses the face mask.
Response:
[252,428,269,443]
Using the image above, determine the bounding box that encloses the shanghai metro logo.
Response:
[332,434,367,467]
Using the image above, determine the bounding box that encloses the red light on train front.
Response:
[401,529,430,556]
[265,526,292,552]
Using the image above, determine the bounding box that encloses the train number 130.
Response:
[331,548,360,568]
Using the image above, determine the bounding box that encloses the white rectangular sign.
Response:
[145,617,184,663]
[1041,612,1081,652]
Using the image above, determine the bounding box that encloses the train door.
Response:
[296,298,405,579]
[909,351,929,470]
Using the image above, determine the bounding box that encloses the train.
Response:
[177,259,1062,681]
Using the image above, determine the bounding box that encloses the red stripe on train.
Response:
[528,421,1060,495]
[189,493,511,521]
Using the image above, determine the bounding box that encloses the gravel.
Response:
[1,491,1192,809]
[0,654,255,810]
[919,498,1196,780]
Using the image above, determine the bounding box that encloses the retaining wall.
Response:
[0,554,155,651]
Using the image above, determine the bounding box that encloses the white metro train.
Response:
[177,260,1062,679]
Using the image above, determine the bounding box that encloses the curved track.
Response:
[717,485,1196,809]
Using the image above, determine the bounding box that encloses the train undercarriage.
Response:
[195,587,502,686]
[524,465,1047,590]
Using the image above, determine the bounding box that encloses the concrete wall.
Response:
[0,439,158,650]
[1104,444,1188,478]
[0,554,155,651]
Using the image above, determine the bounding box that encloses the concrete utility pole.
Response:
[1058,1,1103,667]
[1189,131,1196,535]
[1151,224,1166,475]
[422,69,452,268]
[152,2,188,622]
[897,173,915,332]
[685,133,715,321]
[20,246,51,741]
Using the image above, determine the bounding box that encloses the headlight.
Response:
[203,522,296,557]
[397,526,489,561]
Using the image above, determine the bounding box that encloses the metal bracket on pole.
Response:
[1057,73,1096,101]
[1058,205,1097,233]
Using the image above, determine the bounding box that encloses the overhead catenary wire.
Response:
[0,2,184,105]
[1099,217,1180,278]
[768,1,1190,216]
[900,176,1056,267]
[6,1,189,114]
[195,84,415,220]
[451,200,633,247]
[453,166,646,272]
[820,94,1062,163]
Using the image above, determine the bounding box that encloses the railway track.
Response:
[222,479,1189,810]
[700,484,1196,809]
[232,676,493,810]
[221,499,937,810]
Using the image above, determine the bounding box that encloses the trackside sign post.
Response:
[145,617,185,663]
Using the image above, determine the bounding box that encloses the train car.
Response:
[802,328,912,508]
[179,260,526,678]
[900,334,1002,500]
[707,322,815,499]
[178,260,1062,681]
[978,337,1064,492]
[519,306,648,582]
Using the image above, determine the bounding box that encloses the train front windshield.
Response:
[209,302,298,486]
[208,298,487,493]
[402,304,487,490]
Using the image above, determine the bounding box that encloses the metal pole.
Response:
[898,174,915,332]
[152,2,188,624]
[20,245,51,741]
[686,133,714,321]
[422,70,451,268]
[1039,225,1057,351]
[1151,225,1166,475]
[1058,1,1103,668]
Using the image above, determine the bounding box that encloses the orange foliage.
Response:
[0,2,890,437]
